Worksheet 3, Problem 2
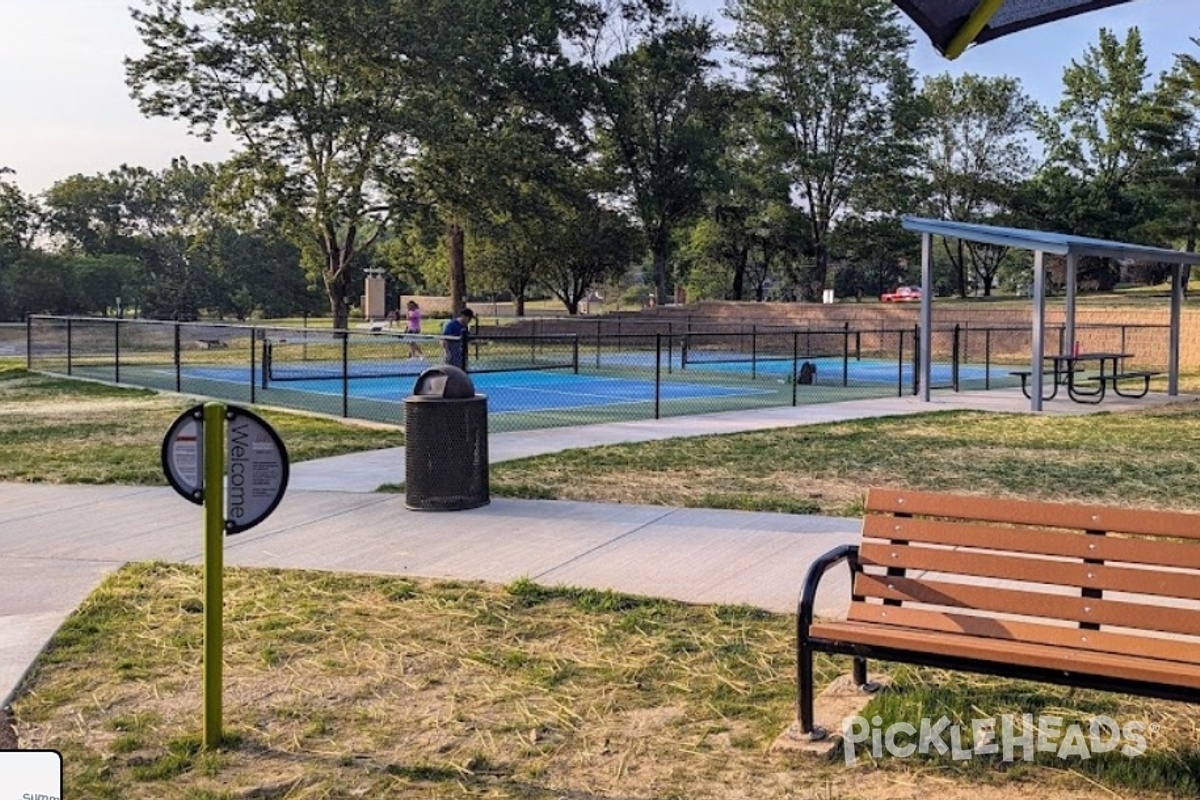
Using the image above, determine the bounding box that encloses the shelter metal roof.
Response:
[901,216,1200,265]
[894,0,1136,57]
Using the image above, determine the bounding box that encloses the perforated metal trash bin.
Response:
[404,365,489,511]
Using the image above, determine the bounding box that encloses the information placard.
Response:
[161,404,206,504]
[224,406,289,534]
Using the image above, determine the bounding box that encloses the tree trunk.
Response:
[447,221,466,313]
[730,248,748,301]
[652,228,669,306]
[325,248,350,331]
[515,294,526,317]
[802,242,827,303]
[957,238,967,298]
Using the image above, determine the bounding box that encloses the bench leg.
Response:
[853,656,867,687]
[798,643,825,739]
[1112,376,1151,399]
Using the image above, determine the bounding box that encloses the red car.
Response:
[881,286,921,302]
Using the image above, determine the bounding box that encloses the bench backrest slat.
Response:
[862,516,1200,571]
[847,604,1200,665]
[854,574,1200,637]
[867,487,1200,539]
[858,541,1200,601]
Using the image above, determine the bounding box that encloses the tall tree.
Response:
[1029,27,1158,289]
[126,0,409,329]
[728,0,925,301]
[590,11,728,306]
[918,74,1038,297]
[1137,38,1200,291]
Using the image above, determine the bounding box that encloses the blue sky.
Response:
[0,0,1196,196]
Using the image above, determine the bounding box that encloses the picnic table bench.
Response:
[796,487,1200,739]
[1009,352,1160,403]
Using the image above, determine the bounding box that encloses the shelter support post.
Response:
[1064,254,1077,356]
[919,232,932,402]
[943,0,1005,59]
[1030,251,1046,412]
[1171,263,1183,396]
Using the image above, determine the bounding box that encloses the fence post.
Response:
[249,327,257,404]
[66,318,73,376]
[985,329,991,390]
[114,319,121,384]
[572,334,580,374]
[897,329,905,398]
[912,324,920,395]
[174,322,182,391]
[341,331,349,418]
[952,323,961,392]
[654,333,662,419]
[842,322,850,387]
[792,332,799,406]
[751,325,758,380]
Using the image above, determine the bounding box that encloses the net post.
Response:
[572,334,580,374]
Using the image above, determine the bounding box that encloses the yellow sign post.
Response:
[202,401,226,750]
[162,401,290,751]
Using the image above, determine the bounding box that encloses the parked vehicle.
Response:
[880,286,921,302]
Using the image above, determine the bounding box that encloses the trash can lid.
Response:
[411,365,475,399]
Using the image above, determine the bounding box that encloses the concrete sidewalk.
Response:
[1,388,1189,709]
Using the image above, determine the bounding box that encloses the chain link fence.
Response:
[25,316,1169,432]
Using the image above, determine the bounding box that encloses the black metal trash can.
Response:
[404,365,489,511]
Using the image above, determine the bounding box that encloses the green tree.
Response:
[4,251,80,317]
[126,0,408,329]
[1029,27,1158,289]
[918,74,1038,296]
[728,0,925,301]
[590,11,728,306]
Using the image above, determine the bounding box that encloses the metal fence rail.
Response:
[25,316,1170,433]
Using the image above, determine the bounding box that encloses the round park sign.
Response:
[162,404,289,534]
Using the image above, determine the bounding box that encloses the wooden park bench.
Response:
[796,487,1200,739]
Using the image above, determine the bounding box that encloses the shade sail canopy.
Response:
[895,0,1136,58]
[901,216,1200,265]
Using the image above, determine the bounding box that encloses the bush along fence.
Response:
[25,316,1170,433]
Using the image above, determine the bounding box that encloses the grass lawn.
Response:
[12,564,1198,800]
[492,401,1200,516]
[5,363,1200,797]
[0,366,403,483]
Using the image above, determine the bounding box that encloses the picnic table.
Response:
[1012,352,1158,404]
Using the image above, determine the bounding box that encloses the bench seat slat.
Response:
[859,541,1200,601]
[866,487,1200,539]
[809,620,1200,690]
[846,602,1200,664]
[863,516,1200,570]
[852,574,1200,637]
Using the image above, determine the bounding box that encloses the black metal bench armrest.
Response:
[797,544,860,640]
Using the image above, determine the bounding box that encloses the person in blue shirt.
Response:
[441,307,475,369]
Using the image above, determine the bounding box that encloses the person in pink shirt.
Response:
[405,300,424,359]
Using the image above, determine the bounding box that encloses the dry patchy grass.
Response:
[0,368,403,483]
[10,564,1197,800]
[492,402,1200,516]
